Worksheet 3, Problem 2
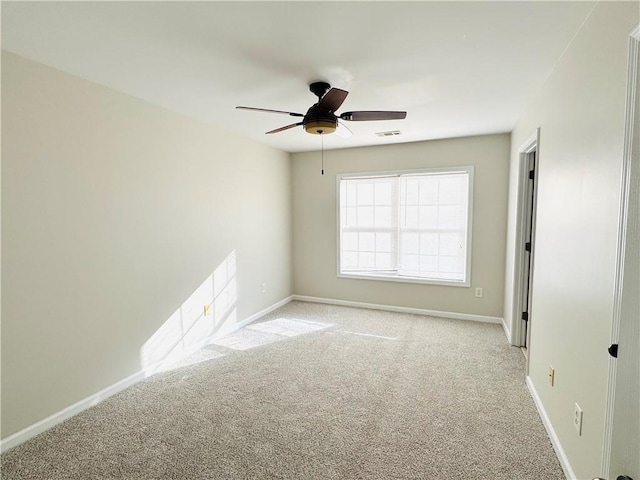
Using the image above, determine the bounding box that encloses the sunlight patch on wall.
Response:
[213,250,237,329]
[140,250,239,375]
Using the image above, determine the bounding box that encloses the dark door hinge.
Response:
[608,344,618,358]
[529,170,535,180]
[522,312,529,321]
[525,242,531,252]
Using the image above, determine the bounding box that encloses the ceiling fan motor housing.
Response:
[303,106,337,134]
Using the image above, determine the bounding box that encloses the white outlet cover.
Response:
[573,403,583,435]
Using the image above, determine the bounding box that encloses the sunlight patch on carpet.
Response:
[332,330,397,340]
[212,318,332,350]
[247,318,333,337]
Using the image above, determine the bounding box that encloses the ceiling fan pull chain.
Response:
[321,132,324,175]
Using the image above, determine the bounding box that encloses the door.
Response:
[603,25,640,480]
[521,150,537,350]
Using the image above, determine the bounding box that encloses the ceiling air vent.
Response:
[375,130,402,138]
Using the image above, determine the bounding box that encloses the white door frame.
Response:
[601,24,640,480]
[510,128,540,353]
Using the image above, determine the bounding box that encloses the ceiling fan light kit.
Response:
[237,81,406,137]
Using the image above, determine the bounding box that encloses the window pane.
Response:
[375,182,392,205]
[359,232,375,252]
[360,252,375,268]
[358,183,374,205]
[357,206,374,226]
[440,232,464,256]
[342,251,358,268]
[399,253,419,271]
[374,206,392,227]
[420,255,438,273]
[343,232,358,251]
[439,205,461,229]
[439,175,467,204]
[346,207,357,227]
[346,183,357,206]
[419,206,438,229]
[405,178,420,205]
[439,255,461,274]
[419,233,438,255]
[403,206,419,228]
[400,232,419,255]
[375,252,392,270]
[376,232,392,252]
[418,177,439,205]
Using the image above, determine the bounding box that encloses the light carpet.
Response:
[1,301,564,479]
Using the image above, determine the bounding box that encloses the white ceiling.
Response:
[2,1,596,153]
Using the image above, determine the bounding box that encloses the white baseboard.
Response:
[241,295,293,325]
[0,370,145,454]
[0,295,294,454]
[501,317,512,343]
[291,295,503,325]
[526,376,575,480]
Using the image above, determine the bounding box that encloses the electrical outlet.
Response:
[204,305,211,316]
[549,366,555,386]
[261,283,267,294]
[475,287,483,298]
[573,403,583,435]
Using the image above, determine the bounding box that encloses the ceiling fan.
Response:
[236,81,407,137]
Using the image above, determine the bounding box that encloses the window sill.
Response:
[337,272,470,287]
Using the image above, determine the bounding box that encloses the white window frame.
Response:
[336,166,474,287]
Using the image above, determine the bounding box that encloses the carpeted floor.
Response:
[1,301,564,479]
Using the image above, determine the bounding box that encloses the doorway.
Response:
[512,131,540,358]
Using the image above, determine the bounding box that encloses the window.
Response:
[337,167,473,286]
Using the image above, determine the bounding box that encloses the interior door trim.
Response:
[601,24,640,480]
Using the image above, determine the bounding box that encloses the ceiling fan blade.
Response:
[317,88,349,112]
[340,111,407,121]
[265,122,303,134]
[336,121,353,138]
[236,106,304,117]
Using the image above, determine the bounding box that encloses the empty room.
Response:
[1,2,639,479]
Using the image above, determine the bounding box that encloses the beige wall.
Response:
[1,52,292,438]
[504,3,639,478]
[292,134,510,318]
